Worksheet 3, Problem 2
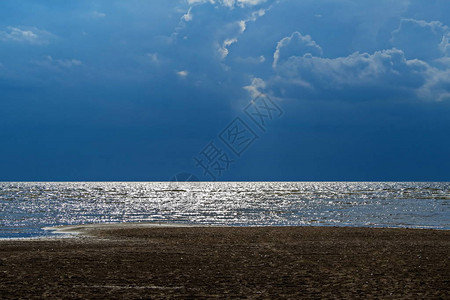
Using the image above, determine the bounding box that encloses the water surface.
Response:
[1,182,449,238]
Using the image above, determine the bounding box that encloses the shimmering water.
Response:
[0,182,449,238]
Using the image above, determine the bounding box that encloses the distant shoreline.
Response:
[1,222,448,241]
[46,221,450,235]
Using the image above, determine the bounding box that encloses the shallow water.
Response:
[0,182,449,238]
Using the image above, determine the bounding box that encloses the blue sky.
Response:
[1,0,449,181]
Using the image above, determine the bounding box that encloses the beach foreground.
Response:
[1,225,449,299]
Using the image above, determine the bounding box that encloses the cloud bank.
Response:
[265,17,450,102]
[0,26,53,45]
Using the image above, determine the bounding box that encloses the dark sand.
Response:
[1,225,449,299]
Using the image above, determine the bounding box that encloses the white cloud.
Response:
[218,38,238,59]
[175,1,273,63]
[238,20,246,33]
[277,49,427,87]
[147,53,159,63]
[182,7,193,22]
[273,32,323,68]
[56,58,82,68]
[187,0,267,8]
[271,31,450,102]
[177,70,189,77]
[186,0,211,5]
[34,56,82,70]
[244,77,266,98]
[235,55,265,64]
[238,8,266,33]
[439,32,450,57]
[391,19,449,60]
[0,26,53,45]
[174,1,449,102]
[217,8,268,60]
[89,11,107,19]
[417,66,450,102]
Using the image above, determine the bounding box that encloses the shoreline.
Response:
[43,221,209,236]
[1,225,449,298]
[1,222,448,241]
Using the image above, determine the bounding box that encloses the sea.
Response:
[0,182,449,239]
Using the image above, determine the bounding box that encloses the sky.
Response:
[1,0,449,181]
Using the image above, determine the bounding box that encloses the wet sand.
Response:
[0,225,449,299]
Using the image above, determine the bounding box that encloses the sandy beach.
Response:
[0,225,449,299]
